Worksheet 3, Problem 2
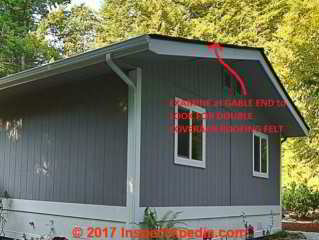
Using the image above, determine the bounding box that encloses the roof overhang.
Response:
[0,34,309,137]
[0,35,149,91]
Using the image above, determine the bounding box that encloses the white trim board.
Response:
[136,206,280,222]
[2,199,128,222]
[134,68,142,223]
[149,39,260,61]
[126,71,136,223]
[5,230,42,240]
[126,69,142,224]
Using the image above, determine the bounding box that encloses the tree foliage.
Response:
[38,4,100,57]
[0,0,70,77]
[98,0,288,46]
[271,0,319,184]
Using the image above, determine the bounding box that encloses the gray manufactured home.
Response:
[0,35,309,239]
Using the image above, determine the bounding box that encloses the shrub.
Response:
[283,182,319,218]
[265,231,305,239]
[140,207,185,240]
[309,190,319,211]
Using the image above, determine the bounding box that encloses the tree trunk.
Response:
[21,55,25,71]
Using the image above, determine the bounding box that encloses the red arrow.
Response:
[208,43,248,96]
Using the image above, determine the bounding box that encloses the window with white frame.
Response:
[253,131,269,178]
[174,97,206,168]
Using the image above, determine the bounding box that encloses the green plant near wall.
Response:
[140,207,186,240]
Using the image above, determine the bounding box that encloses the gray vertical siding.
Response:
[140,61,280,207]
[140,61,231,207]
[0,75,127,206]
[0,60,281,208]
[230,130,280,205]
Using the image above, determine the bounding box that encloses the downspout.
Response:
[105,54,136,89]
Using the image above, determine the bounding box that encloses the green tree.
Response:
[38,4,101,57]
[0,0,70,77]
[98,0,288,46]
[271,0,319,185]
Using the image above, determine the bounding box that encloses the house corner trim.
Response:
[127,68,142,224]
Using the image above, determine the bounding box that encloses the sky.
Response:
[71,0,102,10]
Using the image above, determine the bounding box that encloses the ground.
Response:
[265,231,319,240]
[300,232,319,240]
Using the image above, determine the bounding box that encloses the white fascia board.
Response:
[2,198,128,222]
[0,37,148,91]
[136,206,280,222]
[256,51,309,136]
[148,38,309,136]
[149,38,259,61]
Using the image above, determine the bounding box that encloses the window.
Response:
[174,97,206,168]
[253,131,269,178]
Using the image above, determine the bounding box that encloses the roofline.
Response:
[0,33,309,133]
[148,34,265,51]
[259,50,310,132]
[0,35,150,91]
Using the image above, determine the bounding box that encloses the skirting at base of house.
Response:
[2,201,281,240]
[123,215,281,240]
[136,205,280,222]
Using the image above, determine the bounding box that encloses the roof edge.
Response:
[259,49,310,132]
[147,34,264,51]
[0,33,309,134]
[0,35,150,91]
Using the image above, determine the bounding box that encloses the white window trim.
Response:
[174,97,206,168]
[253,131,269,178]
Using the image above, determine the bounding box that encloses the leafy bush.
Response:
[140,207,185,240]
[283,182,319,218]
[266,230,288,239]
[265,230,305,239]
[309,190,319,211]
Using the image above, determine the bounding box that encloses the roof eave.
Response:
[0,35,150,91]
